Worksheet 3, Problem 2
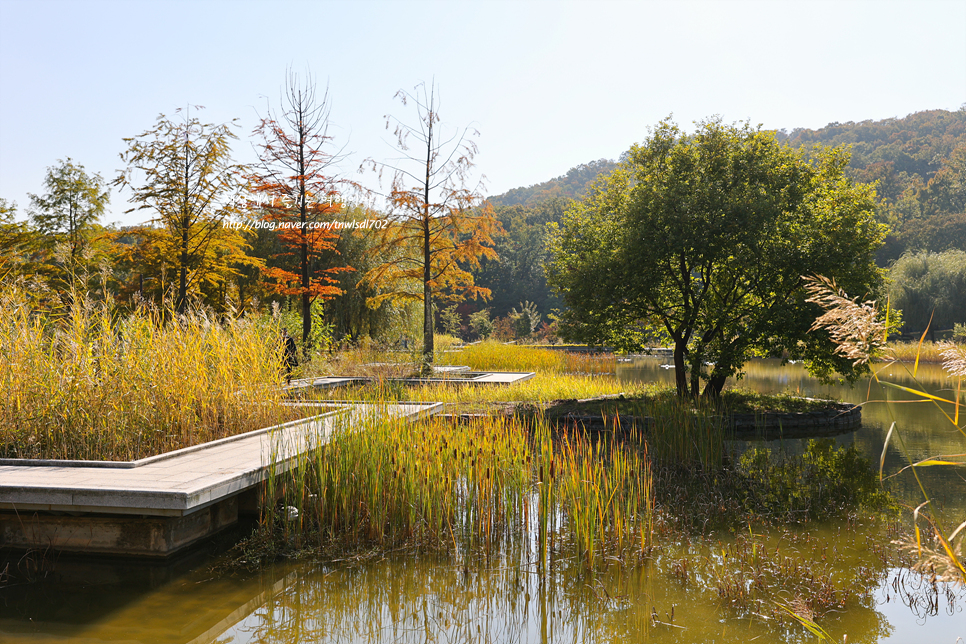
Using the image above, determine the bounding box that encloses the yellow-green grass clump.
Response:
[313,372,631,409]
[884,340,955,364]
[439,339,616,374]
[0,286,299,461]
[305,334,464,378]
[312,338,616,379]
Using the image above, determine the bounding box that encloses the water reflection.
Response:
[2,531,963,643]
[0,359,964,642]
[618,357,966,520]
[0,538,291,643]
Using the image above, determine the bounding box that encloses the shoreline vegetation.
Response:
[3,300,954,633]
[241,394,902,629]
[0,306,861,463]
[883,340,959,364]
[247,341,937,631]
[0,286,301,461]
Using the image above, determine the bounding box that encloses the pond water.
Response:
[618,357,966,521]
[1,358,964,643]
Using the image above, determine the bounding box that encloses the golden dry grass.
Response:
[438,339,616,374]
[0,284,301,461]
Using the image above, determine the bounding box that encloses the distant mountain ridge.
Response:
[486,109,966,263]
[778,108,966,197]
[778,108,966,262]
[486,159,618,208]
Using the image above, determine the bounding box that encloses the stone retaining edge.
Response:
[441,402,862,440]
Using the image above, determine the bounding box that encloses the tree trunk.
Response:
[178,221,188,314]
[673,338,688,397]
[422,216,434,374]
[689,351,702,398]
[302,292,311,352]
[300,176,311,351]
[423,280,434,375]
[702,372,727,398]
[178,129,190,314]
[421,118,434,375]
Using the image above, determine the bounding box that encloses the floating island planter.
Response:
[0,402,442,557]
[504,395,861,439]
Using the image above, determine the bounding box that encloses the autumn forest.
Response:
[3,92,965,352]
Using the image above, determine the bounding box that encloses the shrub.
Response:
[736,439,896,522]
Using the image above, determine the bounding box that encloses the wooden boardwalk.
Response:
[0,402,442,556]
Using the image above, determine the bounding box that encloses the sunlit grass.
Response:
[438,339,616,374]
[885,341,949,364]
[306,334,471,378]
[0,284,299,461]
[310,373,633,408]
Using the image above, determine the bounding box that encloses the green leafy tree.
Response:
[888,249,966,336]
[510,300,541,339]
[28,158,109,284]
[1,199,39,281]
[923,144,966,218]
[438,303,463,338]
[547,118,886,398]
[472,199,566,319]
[320,204,414,343]
[115,107,252,313]
[468,308,493,339]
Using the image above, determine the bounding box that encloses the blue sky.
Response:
[1,0,964,227]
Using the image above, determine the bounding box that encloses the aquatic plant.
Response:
[698,528,881,625]
[437,339,616,375]
[311,372,633,410]
[0,283,298,460]
[806,273,966,583]
[736,439,897,522]
[249,412,653,570]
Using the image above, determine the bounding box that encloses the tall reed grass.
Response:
[251,412,653,569]
[885,341,949,364]
[0,284,299,461]
[624,395,727,469]
[559,387,728,469]
[312,379,724,468]
[552,427,653,567]
[806,274,966,583]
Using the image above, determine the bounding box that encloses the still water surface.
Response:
[1,358,964,643]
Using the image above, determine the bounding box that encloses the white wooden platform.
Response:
[0,402,442,556]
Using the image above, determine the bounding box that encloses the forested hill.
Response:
[777,109,966,263]
[778,109,966,187]
[470,109,966,325]
[487,159,618,207]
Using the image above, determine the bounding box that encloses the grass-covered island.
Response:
[231,340,914,631]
